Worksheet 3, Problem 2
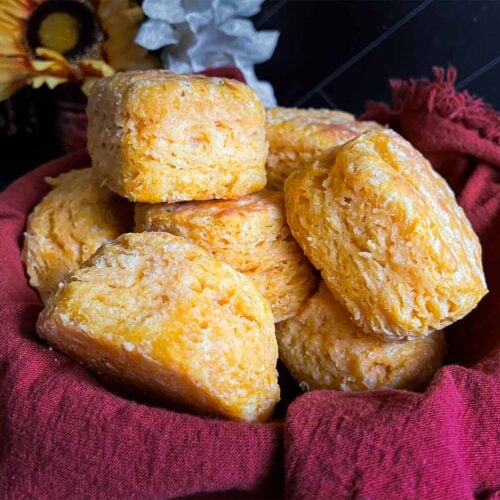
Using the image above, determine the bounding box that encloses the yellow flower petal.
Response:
[0,10,23,33]
[31,59,55,71]
[0,35,24,57]
[0,56,28,100]
[30,74,67,90]
[0,0,33,20]
[98,0,160,71]
[31,60,74,78]
[78,58,115,77]
[33,47,76,78]
[0,78,26,100]
[97,0,129,21]
[0,56,29,80]
[35,47,71,65]
[105,4,143,26]
[0,1,28,57]
[81,76,99,96]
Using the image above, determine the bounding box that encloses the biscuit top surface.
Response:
[138,190,283,219]
[266,107,356,126]
[90,69,254,103]
[134,191,289,267]
[266,106,382,152]
[284,128,487,339]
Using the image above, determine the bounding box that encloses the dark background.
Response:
[1,0,499,189]
[254,0,499,112]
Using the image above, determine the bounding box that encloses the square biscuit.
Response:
[87,70,267,202]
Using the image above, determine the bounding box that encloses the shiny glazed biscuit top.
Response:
[284,129,487,341]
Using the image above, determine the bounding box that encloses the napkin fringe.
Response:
[363,67,500,144]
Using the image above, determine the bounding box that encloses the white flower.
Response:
[135,0,280,106]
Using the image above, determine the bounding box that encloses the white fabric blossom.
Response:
[135,0,280,106]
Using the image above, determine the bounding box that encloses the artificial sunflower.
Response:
[0,0,159,101]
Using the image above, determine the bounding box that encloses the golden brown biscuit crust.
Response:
[135,191,317,322]
[284,129,487,340]
[87,70,267,203]
[37,232,280,422]
[22,168,132,303]
[277,283,446,392]
[265,107,382,190]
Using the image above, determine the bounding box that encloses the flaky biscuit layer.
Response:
[88,70,267,202]
[277,283,445,391]
[22,168,132,303]
[285,129,487,340]
[135,191,317,322]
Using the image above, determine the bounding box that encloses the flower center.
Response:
[27,0,101,59]
[39,12,80,54]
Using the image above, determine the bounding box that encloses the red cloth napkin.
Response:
[1,68,499,499]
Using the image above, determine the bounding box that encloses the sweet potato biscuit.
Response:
[277,283,446,392]
[285,129,487,341]
[87,70,267,203]
[265,107,382,190]
[22,168,132,303]
[37,232,280,422]
[135,191,317,322]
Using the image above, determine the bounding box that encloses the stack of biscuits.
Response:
[24,70,487,422]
